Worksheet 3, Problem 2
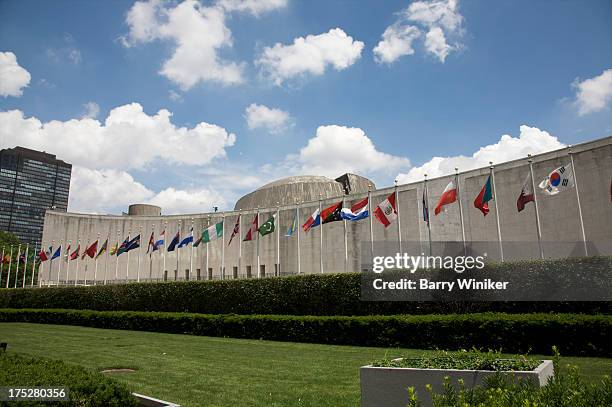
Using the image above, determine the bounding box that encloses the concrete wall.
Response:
[39,137,612,285]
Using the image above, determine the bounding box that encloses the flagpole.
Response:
[189,219,194,280]
[94,233,100,284]
[276,203,280,276]
[221,215,225,280]
[256,209,260,278]
[137,226,142,283]
[75,239,81,286]
[149,224,154,281]
[205,217,210,280]
[65,240,71,285]
[84,239,88,286]
[125,231,131,284]
[527,155,544,259]
[46,242,51,287]
[319,194,323,274]
[455,168,467,256]
[30,244,37,287]
[0,246,4,287]
[343,197,348,273]
[115,230,120,283]
[6,245,12,288]
[489,163,504,262]
[104,234,109,285]
[22,244,29,288]
[238,211,242,278]
[368,186,374,261]
[162,222,167,281]
[176,221,180,281]
[14,244,21,288]
[296,200,301,274]
[395,180,403,255]
[424,175,433,256]
[568,147,588,256]
[56,241,61,287]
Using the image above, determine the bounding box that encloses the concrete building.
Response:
[38,136,612,285]
[0,146,71,246]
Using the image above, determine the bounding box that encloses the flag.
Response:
[474,175,493,216]
[109,242,118,256]
[434,180,457,215]
[116,237,129,256]
[258,214,275,236]
[302,208,320,233]
[243,215,259,241]
[178,227,193,248]
[125,235,140,252]
[153,230,165,251]
[228,215,241,245]
[202,221,223,243]
[96,239,108,259]
[38,248,49,262]
[19,252,26,264]
[69,244,80,261]
[83,241,98,259]
[340,198,369,221]
[51,246,61,260]
[422,189,430,225]
[286,209,298,237]
[539,163,574,195]
[146,232,155,254]
[517,173,535,212]
[1,255,9,265]
[63,243,70,261]
[321,201,343,224]
[167,231,180,252]
[374,192,398,227]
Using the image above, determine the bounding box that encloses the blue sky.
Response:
[0,0,611,214]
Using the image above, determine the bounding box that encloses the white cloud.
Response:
[285,125,410,178]
[424,27,451,62]
[256,28,364,85]
[0,103,235,171]
[123,0,244,89]
[572,68,612,115]
[169,90,183,102]
[148,187,228,215]
[244,103,291,133]
[217,0,287,16]
[68,49,82,64]
[0,52,31,97]
[396,125,565,183]
[373,24,421,64]
[375,0,463,64]
[81,102,100,119]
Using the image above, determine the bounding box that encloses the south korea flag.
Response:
[539,163,575,195]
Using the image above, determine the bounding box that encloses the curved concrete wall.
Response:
[39,137,612,285]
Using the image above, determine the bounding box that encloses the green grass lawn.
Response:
[0,323,610,407]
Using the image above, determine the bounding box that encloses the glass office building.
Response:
[0,146,71,246]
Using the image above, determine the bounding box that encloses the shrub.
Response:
[0,352,138,406]
[0,309,609,356]
[0,256,610,316]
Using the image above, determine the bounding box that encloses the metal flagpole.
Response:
[343,197,348,273]
[205,217,209,280]
[296,201,301,274]
[489,163,504,262]
[104,234,109,285]
[56,241,62,286]
[30,244,37,287]
[319,195,323,274]
[84,239,88,286]
[0,246,4,287]
[66,241,71,285]
[6,245,12,288]
[256,210,260,278]
[238,212,242,278]
[395,180,403,254]
[189,219,194,280]
[150,224,154,281]
[276,203,280,276]
[455,169,467,255]
[126,231,131,284]
[47,242,52,287]
[221,215,225,280]
[22,244,29,288]
[568,147,588,256]
[176,221,181,281]
[137,226,142,283]
[368,186,374,261]
[528,155,544,259]
[424,175,433,256]
[163,222,167,281]
[93,233,100,284]
[115,231,120,283]
[75,239,81,286]
[14,244,21,288]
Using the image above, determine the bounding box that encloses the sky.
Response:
[0,0,611,215]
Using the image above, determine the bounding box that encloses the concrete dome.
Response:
[234,174,375,210]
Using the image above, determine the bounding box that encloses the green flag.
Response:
[258,214,275,236]
[202,221,223,243]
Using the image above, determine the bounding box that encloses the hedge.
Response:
[0,309,609,357]
[0,352,137,406]
[0,256,610,316]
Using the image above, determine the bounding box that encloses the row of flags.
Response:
[33,161,593,264]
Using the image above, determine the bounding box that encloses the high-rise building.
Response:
[0,146,71,246]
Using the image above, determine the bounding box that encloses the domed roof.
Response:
[233,173,375,210]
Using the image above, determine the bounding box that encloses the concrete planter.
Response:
[360,359,553,407]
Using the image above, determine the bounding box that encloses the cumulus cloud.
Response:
[0,103,235,171]
[217,0,287,16]
[396,125,565,183]
[373,24,421,64]
[285,125,410,179]
[572,68,612,115]
[122,0,244,89]
[244,103,291,133]
[0,52,31,97]
[374,0,463,64]
[81,102,100,119]
[256,28,364,85]
[148,187,228,215]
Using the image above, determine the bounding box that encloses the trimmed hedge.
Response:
[0,352,137,406]
[0,309,609,357]
[0,256,610,316]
